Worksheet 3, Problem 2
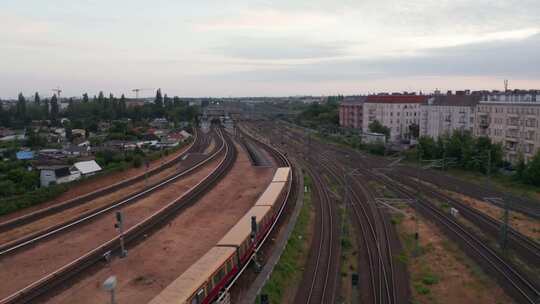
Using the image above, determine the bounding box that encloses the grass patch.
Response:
[414,282,431,295]
[446,167,540,200]
[258,173,313,303]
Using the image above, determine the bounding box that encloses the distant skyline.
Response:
[1,0,539,98]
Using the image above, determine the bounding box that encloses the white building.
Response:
[39,165,81,187]
[474,90,540,163]
[362,95,427,142]
[73,160,102,176]
[420,93,480,138]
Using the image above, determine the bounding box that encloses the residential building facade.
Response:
[362,95,427,142]
[474,91,540,163]
[339,96,366,129]
[420,92,480,138]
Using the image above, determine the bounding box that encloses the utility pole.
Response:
[115,211,127,258]
[486,149,491,189]
[500,198,509,253]
[414,151,421,257]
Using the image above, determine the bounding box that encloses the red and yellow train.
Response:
[149,167,291,304]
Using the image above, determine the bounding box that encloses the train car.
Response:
[217,205,272,265]
[272,167,290,182]
[149,167,291,304]
[148,246,236,304]
[254,181,286,208]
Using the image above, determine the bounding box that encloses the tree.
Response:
[522,151,540,186]
[417,136,438,160]
[155,88,163,108]
[119,94,127,117]
[34,92,40,105]
[368,120,390,139]
[164,94,172,109]
[82,93,89,103]
[50,94,59,119]
[16,93,27,120]
[408,123,420,139]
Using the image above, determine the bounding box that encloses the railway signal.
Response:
[115,211,128,258]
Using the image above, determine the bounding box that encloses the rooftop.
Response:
[366,95,427,104]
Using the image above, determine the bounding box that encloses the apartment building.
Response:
[474,90,540,163]
[338,96,366,129]
[420,92,480,138]
[362,95,427,142]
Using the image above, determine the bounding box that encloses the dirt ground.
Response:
[0,153,222,299]
[443,190,540,242]
[0,152,212,245]
[398,207,515,304]
[44,143,273,304]
[0,142,192,223]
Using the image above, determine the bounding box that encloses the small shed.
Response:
[73,160,102,176]
[362,132,387,145]
[39,165,81,187]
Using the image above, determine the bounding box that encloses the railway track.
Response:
[249,122,404,304]
[0,129,221,257]
[0,128,237,304]
[386,170,540,267]
[396,166,540,219]
[299,165,338,304]
[375,173,540,304]
[253,120,540,304]
[327,144,540,304]
[308,143,406,304]
[218,125,297,302]
[0,128,204,234]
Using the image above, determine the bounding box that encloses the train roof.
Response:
[217,205,271,247]
[272,167,290,182]
[149,246,236,304]
[255,182,286,207]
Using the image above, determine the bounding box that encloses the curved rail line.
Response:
[338,151,540,304]
[0,128,237,304]
[0,129,222,257]
[216,125,294,301]
[312,149,398,304]
[0,128,203,234]
[387,171,540,267]
[248,123,353,304]
[381,175,540,304]
[303,165,336,304]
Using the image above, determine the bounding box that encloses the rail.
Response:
[0,128,201,233]
[0,128,237,304]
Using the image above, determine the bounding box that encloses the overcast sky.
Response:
[1,0,539,98]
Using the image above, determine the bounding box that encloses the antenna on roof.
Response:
[504,80,509,92]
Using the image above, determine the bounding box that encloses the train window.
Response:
[191,288,205,304]
[213,267,226,286]
[226,260,231,272]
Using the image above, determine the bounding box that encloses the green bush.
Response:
[0,184,68,216]
[132,155,143,168]
[422,274,439,285]
[414,282,431,295]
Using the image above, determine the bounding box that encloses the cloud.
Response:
[213,37,349,60]
[194,8,337,33]
[209,33,540,83]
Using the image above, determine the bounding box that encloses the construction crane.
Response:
[132,88,154,99]
[52,87,62,99]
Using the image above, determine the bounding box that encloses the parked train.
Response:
[149,167,291,304]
